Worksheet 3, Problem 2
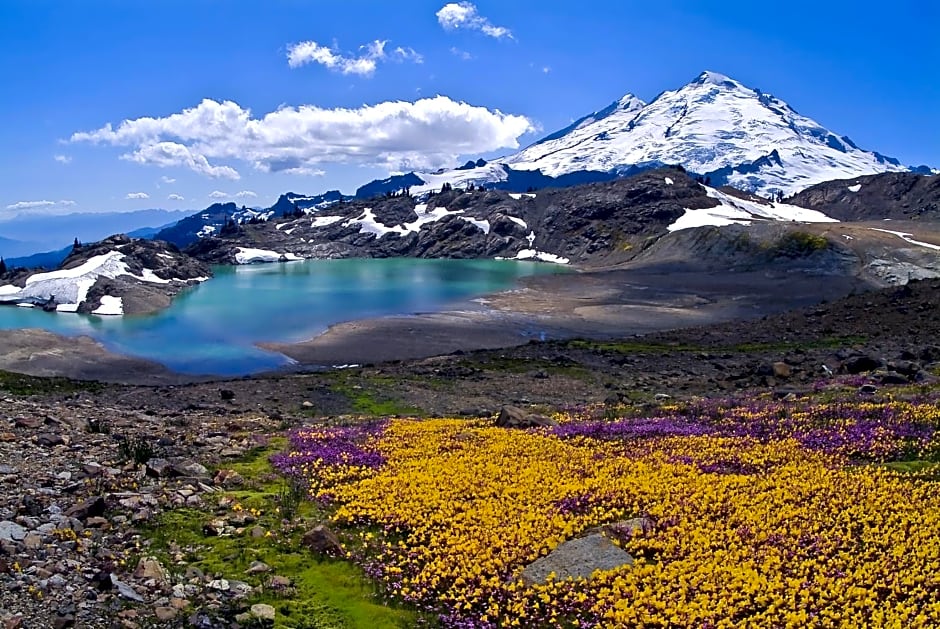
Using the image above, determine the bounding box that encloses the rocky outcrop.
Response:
[787,172,940,221]
[187,168,718,267]
[0,234,211,315]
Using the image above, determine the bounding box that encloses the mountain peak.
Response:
[693,70,738,88]
[617,93,645,111]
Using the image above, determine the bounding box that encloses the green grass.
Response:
[324,372,423,417]
[143,441,423,629]
[457,356,591,379]
[766,231,829,258]
[0,369,104,396]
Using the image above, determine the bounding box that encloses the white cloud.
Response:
[450,47,473,60]
[53,154,72,164]
[542,66,551,74]
[71,96,533,176]
[234,190,257,198]
[286,38,422,77]
[161,176,176,184]
[167,193,185,201]
[436,2,512,39]
[124,141,240,180]
[208,190,229,199]
[5,199,75,210]
[125,192,150,200]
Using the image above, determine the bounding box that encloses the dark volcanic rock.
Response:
[186,168,717,267]
[788,172,940,221]
[301,525,344,557]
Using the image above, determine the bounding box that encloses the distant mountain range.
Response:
[0,209,191,261]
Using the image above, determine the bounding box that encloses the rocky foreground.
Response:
[0,279,939,627]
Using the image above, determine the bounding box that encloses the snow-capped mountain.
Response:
[504,71,910,195]
[361,71,921,198]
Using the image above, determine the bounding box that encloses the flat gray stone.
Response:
[0,520,27,542]
[521,533,634,585]
[110,574,145,602]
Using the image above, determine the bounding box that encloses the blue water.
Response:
[0,258,565,375]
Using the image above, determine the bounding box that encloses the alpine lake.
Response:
[0,258,568,375]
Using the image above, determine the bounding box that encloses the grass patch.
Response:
[0,369,104,396]
[144,441,423,628]
[766,231,830,258]
[458,356,591,380]
[325,372,423,417]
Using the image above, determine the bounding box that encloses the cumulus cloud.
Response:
[234,190,257,198]
[208,190,229,199]
[161,176,176,184]
[436,2,512,39]
[70,96,533,176]
[286,39,422,77]
[124,142,240,180]
[5,199,76,210]
[167,193,185,201]
[54,154,72,164]
[125,192,150,200]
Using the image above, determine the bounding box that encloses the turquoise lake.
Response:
[0,258,565,375]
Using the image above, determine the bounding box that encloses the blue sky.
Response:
[1,0,938,215]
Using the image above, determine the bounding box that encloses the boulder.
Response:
[0,521,26,542]
[521,533,634,585]
[145,458,176,478]
[301,524,344,557]
[771,362,792,378]
[250,604,276,622]
[65,496,106,520]
[842,354,883,374]
[495,405,557,429]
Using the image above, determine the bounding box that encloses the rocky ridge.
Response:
[787,171,940,221]
[186,168,838,267]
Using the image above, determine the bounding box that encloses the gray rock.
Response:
[0,464,16,475]
[173,461,208,477]
[0,521,26,542]
[110,574,145,602]
[36,433,65,447]
[207,578,229,591]
[145,458,175,478]
[250,603,276,622]
[245,561,271,574]
[521,533,634,585]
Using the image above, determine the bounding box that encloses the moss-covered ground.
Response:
[144,438,423,628]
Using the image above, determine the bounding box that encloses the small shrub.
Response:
[276,479,308,522]
[118,435,155,464]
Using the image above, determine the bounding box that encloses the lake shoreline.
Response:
[0,260,873,383]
